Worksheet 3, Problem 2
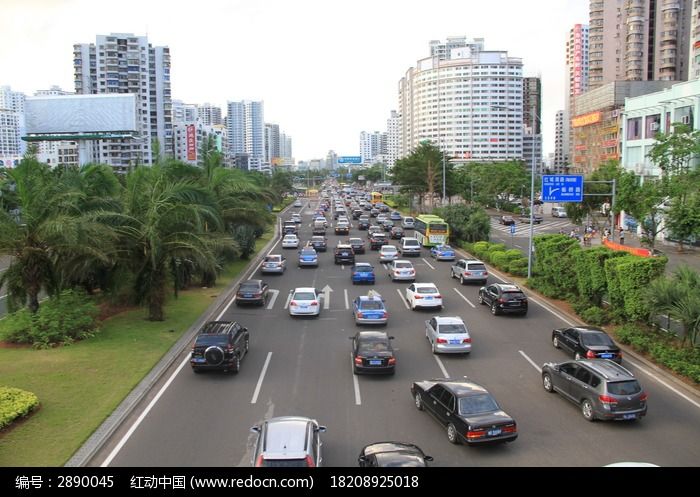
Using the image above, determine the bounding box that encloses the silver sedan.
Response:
[425,316,471,354]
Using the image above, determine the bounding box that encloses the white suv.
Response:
[399,237,421,257]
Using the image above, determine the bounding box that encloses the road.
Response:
[489,216,576,249]
[90,200,700,467]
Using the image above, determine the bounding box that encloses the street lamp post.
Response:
[527,104,537,279]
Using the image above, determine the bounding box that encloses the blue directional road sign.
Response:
[542,175,583,203]
[510,224,516,235]
[338,156,362,164]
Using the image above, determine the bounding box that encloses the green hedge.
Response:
[463,242,528,277]
[574,247,627,306]
[605,256,667,321]
[0,290,100,349]
[615,324,700,384]
[531,235,581,298]
[0,387,39,430]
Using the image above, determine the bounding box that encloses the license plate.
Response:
[449,340,461,345]
[623,414,637,420]
[193,357,205,363]
[425,296,433,300]
[369,360,382,366]
[245,294,253,298]
[487,429,502,437]
[600,353,614,359]
[300,305,309,309]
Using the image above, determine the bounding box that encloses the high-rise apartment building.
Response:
[360,131,386,165]
[226,100,265,171]
[588,0,692,90]
[73,33,173,170]
[553,110,567,172]
[279,133,293,162]
[523,77,542,134]
[0,86,26,168]
[399,40,523,162]
[172,100,198,123]
[689,0,700,79]
[264,123,280,164]
[429,36,485,60]
[198,103,223,126]
[565,24,589,168]
[386,110,400,168]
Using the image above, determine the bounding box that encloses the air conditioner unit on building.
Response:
[634,163,645,174]
[681,115,691,125]
[650,122,659,131]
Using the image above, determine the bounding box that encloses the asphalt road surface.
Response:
[90,201,700,467]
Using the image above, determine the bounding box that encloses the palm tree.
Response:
[671,295,700,347]
[644,277,683,325]
[0,158,114,313]
[97,165,227,321]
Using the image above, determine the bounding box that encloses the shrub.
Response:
[605,255,667,321]
[0,387,39,430]
[579,306,610,326]
[470,241,490,260]
[574,247,626,306]
[530,235,581,298]
[508,258,528,277]
[490,251,508,270]
[232,224,257,259]
[434,204,490,243]
[1,290,100,349]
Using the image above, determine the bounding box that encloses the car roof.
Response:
[354,262,373,267]
[493,283,521,291]
[433,316,465,325]
[336,243,352,248]
[575,359,635,380]
[413,282,437,288]
[262,417,314,456]
[381,245,397,250]
[199,321,239,335]
[293,287,317,293]
[311,236,325,240]
[439,379,489,396]
[460,258,484,263]
[241,279,262,285]
[362,442,423,457]
[357,330,390,340]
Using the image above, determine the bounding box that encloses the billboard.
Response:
[338,156,362,164]
[186,125,197,161]
[24,94,137,135]
[571,111,602,128]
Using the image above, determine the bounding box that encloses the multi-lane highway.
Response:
[90,197,700,467]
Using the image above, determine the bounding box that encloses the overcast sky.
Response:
[2,0,589,161]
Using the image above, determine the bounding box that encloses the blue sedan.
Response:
[351,263,376,284]
[430,244,456,261]
[390,211,402,221]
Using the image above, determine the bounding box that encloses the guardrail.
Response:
[602,239,653,257]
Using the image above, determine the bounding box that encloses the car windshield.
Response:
[300,249,315,256]
[438,324,467,334]
[395,262,412,269]
[459,394,499,416]
[417,287,438,294]
[350,239,362,244]
[195,335,228,346]
[284,235,296,240]
[607,380,642,395]
[382,247,397,253]
[404,240,419,246]
[359,301,383,310]
[355,266,373,273]
[581,332,615,347]
[358,339,390,353]
[240,283,260,291]
[293,292,316,301]
[503,291,526,299]
[265,256,281,263]
[467,263,486,271]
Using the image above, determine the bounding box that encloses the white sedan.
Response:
[282,234,299,249]
[288,287,323,316]
[389,260,416,282]
[405,283,443,311]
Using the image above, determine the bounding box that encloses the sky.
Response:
[1,0,590,161]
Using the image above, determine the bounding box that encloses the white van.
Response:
[399,237,422,257]
[551,206,568,218]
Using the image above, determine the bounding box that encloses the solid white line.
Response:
[519,350,542,373]
[215,295,237,321]
[514,244,523,249]
[452,288,476,308]
[251,352,273,404]
[434,355,450,378]
[624,358,700,411]
[102,355,190,467]
[397,289,409,309]
[283,292,292,309]
[266,289,279,310]
[421,258,436,270]
[351,353,362,406]
[344,289,349,310]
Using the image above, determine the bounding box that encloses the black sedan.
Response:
[478,283,528,316]
[552,326,622,363]
[369,233,389,250]
[499,215,516,225]
[351,331,395,375]
[390,226,404,239]
[358,442,433,467]
[411,379,517,445]
[348,237,366,254]
[235,279,269,306]
[358,219,371,230]
[309,236,328,252]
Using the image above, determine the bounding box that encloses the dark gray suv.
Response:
[251,416,326,467]
[541,359,648,422]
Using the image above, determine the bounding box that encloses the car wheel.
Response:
[552,336,560,349]
[460,275,465,285]
[491,303,499,315]
[478,294,484,305]
[581,399,595,422]
[244,338,249,353]
[232,355,241,373]
[447,423,460,445]
[431,340,437,354]
[414,393,423,411]
[542,373,554,392]
[450,269,454,279]
[575,352,582,360]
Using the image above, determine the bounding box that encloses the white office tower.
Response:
[226,100,266,172]
[172,100,198,123]
[73,33,173,171]
[0,86,26,168]
[264,123,280,163]
[360,131,386,165]
[386,110,400,168]
[198,103,223,126]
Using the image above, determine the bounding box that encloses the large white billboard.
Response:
[24,94,137,135]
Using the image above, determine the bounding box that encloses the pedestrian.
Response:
[619,227,625,245]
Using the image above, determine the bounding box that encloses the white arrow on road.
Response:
[322,285,333,310]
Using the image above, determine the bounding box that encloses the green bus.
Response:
[414,215,450,247]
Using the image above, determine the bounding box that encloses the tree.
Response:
[434,204,490,243]
[564,160,621,227]
[664,192,700,252]
[0,158,114,313]
[392,142,453,210]
[452,161,529,209]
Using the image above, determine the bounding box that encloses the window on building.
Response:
[645,114,661,139]
[627,117,642,140]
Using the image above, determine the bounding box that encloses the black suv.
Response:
[478,283,528,316]
[309,236,328,252]
[541,359,647,422]
[334,244,355,264]
[190,321,249,373]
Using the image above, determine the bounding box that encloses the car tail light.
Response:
[414,295,423,299]
[599,395,618,406]
[255,455,264,467]
[290,300,298,307]
[484,272,488,276]
[467,428,486,440]
[435,294,442,299]
[436,338,448,344]
[354,356,362,365]
[640,392,648,402]
[305,455,315,468]
[498,298,507,303]
[226,345,234,353]
[388,357,396,365]
[464,272,471,276]
[382,312,388,318]
[586,350,596,359]
[356,312,364,318]
[311,301,318,306]
[463,338,472,343]
[254,293,262,297]
[502,424,517,434]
